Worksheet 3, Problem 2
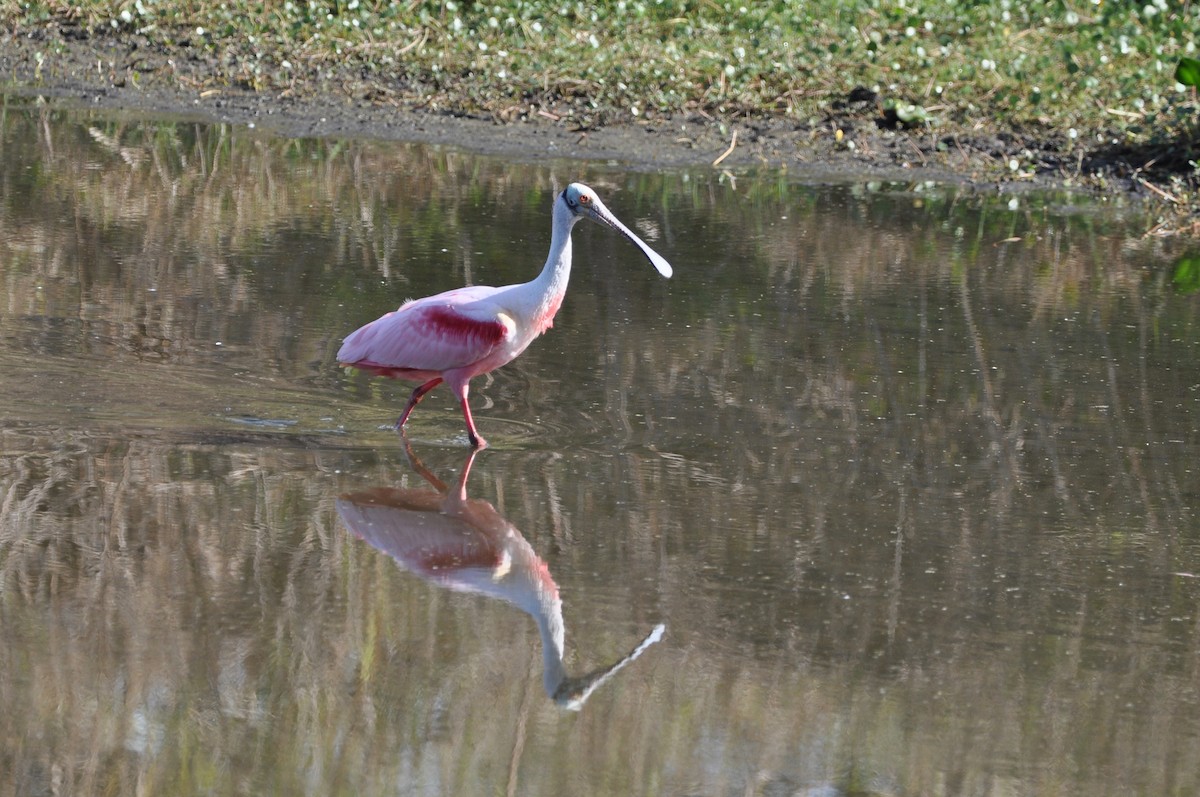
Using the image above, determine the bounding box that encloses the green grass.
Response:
[10,0,1192,118]
[4,1,1199,225]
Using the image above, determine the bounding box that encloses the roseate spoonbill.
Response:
[337,442,666,709]
[337,183,673,448]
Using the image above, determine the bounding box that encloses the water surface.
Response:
[1,101,1198,796]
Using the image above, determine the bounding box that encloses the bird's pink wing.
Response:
[338,287,512,372]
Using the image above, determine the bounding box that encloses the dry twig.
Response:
[712,129,737,167]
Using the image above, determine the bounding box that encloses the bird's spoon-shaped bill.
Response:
[588,201,673,279]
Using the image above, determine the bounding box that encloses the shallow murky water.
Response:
[2,100,1199,796]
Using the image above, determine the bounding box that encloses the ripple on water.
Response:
[388,413,590,451]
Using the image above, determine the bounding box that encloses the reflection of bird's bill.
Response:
[588,201,674,279]
[553,623,666,711]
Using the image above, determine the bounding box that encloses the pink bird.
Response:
[337,182,673,448]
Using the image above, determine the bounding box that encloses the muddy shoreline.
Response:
[0,22,1168,196]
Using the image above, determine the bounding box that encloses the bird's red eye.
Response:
[579,194,591,205]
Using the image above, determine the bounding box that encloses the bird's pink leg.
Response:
[449,378,487,449]
[397,378,443,430]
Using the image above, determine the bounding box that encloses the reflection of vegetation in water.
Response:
[0,104,581,427]
[1,105,1199,795]
[1172,253,1200,294]
[3,432,1198,795]
[0,435,681,796]
[0,103,1192,452]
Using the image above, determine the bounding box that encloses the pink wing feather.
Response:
[338,287,512,374]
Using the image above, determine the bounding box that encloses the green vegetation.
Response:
[9,1,1194,121]
[1179,56,1200,88]
[3,1,1199,226]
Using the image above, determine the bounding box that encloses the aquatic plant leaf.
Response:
[1176,57,1200,88]
[1172,256,1200,295]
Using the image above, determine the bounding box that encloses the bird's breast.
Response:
[531,294,564,336]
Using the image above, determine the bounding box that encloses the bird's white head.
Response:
[560,183,596,218]
[559,183,673,278]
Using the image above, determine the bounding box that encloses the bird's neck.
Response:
[535,592,567,697]
[525,209,576,324]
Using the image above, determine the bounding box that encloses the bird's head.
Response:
[560,183,599,218]
[558,182,673,278]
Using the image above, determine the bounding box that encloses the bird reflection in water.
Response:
[336,441,665,710]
